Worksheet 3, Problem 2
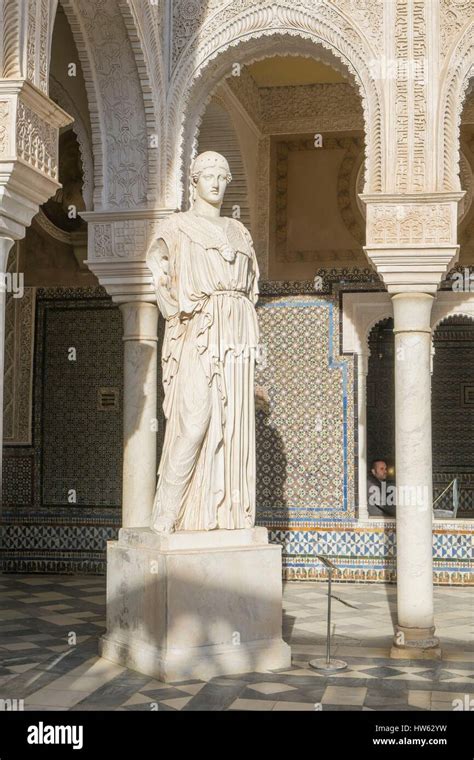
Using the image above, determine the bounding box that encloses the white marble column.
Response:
[120,301,159,528]
[0,237,15,507]
[390,292,440,659]
[357,351,369,520]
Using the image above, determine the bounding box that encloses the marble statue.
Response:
[146,151,260,533]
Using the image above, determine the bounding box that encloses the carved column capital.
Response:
[361,192,465,293]
[82,208,177,303]
[0,79,72,239]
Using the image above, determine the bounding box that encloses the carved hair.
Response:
[190,151,232,184]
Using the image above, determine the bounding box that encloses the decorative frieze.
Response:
[0,94,58,178]
[363,193,465,292]
[259,83,364,134]
[367,203,454,246]
[86,214,168,262]
[16,101,57,179]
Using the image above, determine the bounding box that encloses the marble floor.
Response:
[0,575,472,711]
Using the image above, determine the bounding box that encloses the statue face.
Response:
[194,166,228,205]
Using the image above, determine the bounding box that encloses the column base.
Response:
[390,625,442,660]
[99,527,292,682]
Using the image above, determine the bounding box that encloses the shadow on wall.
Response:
[255,404,288,518]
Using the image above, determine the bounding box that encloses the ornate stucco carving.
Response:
[0,101,10,157]
[24,0,52,93]
[459,151,473,223]
[84,211,168,262]
[17,100,57,179]
[439,22,474,192]
[393,0,427,193]
[26,0,37,85]
[260,83,364,134]
[226,68,262,128]
[0,76,71,239]
[38,0,49,92]
[367,203,454,245]
[440,0,474,62]
[171,0,224,70]
[2,0,22,79]
[60,0,148,210]
[117,0,163,204]
[334,0,384,56]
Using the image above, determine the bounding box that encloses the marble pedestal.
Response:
[99,527,291,682]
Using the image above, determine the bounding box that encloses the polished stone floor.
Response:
[0,575,472,711]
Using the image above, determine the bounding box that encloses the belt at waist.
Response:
[210,289,248,298]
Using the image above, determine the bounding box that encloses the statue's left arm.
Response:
[243,227,260,305]
[146,222,178,320]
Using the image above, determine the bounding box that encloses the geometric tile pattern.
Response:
[1,287,123,575]
[270,522,474,584]
[1,524,119,551]
[2,454,34,506]
[255,296,354,519]
[0,514,120,574]
[41,302,123,507]
[0,576,471,712]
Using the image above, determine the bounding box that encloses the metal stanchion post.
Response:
[309,555,347,673]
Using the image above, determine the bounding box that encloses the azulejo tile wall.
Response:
[269,522,473,585]
[2,287,123,574]
[255,295,354,520]
[255,285,473,585]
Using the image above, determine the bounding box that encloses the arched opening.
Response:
[366,318,396,491]
[432,315,474,518]
[194,52,368,281]
[169,9,384,210]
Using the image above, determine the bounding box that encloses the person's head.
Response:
[370,459,388,481]
[190,151,232,206]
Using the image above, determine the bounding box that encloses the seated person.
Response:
[367,458,396,517]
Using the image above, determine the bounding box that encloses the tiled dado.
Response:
[268,521,474,585]
[0,508,121,574]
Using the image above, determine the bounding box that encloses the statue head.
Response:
[190,151,232,206]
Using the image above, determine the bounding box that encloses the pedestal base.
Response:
[99,527,291,682]
[390,624,442,660]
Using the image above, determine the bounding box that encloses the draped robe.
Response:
[146,210,260,531]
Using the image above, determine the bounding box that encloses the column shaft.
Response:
[120,302,158,528]
[390,292,440,658]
